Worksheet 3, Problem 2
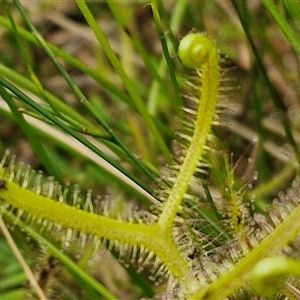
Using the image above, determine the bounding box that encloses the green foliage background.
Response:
[0,1,300,299]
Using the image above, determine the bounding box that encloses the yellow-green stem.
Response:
[0,178,190,281]
[158,34,220,233]
[191,197,300,299]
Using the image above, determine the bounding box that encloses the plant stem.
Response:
[192,196,300,299]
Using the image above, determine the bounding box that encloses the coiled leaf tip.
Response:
[178,33,215,69]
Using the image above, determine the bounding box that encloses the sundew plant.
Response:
[1,1,300,299]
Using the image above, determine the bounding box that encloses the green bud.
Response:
[178,33,214,69]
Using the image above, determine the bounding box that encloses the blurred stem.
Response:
[76,0,171,161]
[0,62,102,136]
[0,84,63,183]
[230,0,300,164]
[0,77,153,195]
[0,217,47,300]
[3,1,158,181]
[107,1,176,111]
[2,211,119,300]
[0,15,133,107]
[149,0,185,117]
[262,0,300,55]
